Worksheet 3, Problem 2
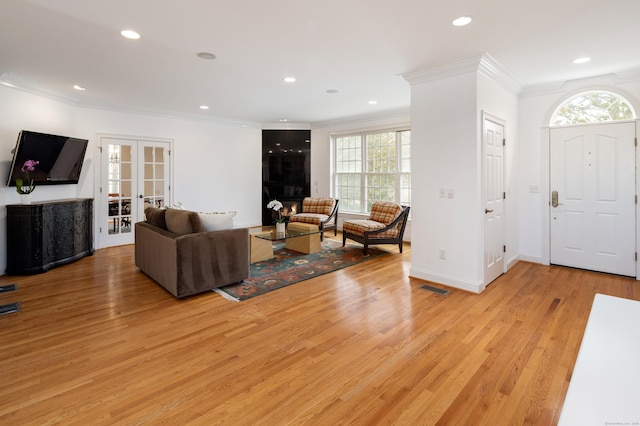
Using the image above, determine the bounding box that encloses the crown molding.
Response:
[311,107,411,130]
[477,54,523,94]
[262,122,311,130]
[0,71,261,129]
[401,55,483,85]
[401,53,522,95]
[520,67,640,98]
[0,72,80,104]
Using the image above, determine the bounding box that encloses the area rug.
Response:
[215,240,387,301]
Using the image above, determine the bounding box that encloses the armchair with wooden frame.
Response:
[342,202,410,255]
[288,197,339,241]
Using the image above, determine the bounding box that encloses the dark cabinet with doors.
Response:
[6,198,94,275]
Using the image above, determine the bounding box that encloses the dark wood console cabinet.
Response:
[6,198,94,275]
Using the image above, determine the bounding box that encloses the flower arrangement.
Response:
[267,199,285,223]
[15,159,39,194]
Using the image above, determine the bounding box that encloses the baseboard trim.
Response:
[506,255,520,271]
[409,267,485,294]
[518,255,543,264]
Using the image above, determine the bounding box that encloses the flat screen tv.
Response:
[7,130,89,186]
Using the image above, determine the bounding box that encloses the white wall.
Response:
[518,72,640,264]
[74,108,261,227]
[404,54,520,293]
[477,73,520,272]
[409,71,482,291]
[0,85,262,272]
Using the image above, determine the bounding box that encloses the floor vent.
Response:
[0,283,18,293]
[420,284,450,296]
[0,302,21,316]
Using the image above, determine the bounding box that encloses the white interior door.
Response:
[483,115,505,286]
[550,122,636,276]
[100,136,171,248]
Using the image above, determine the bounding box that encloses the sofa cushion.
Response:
[165,209,204,235]
[198,211,236,231]
[302,197,334,216]
[369,201,403,225]
[289,213,329,226]
[145,207,167,230]
[343,219,399,238]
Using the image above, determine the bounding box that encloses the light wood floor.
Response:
[1,236,638,425]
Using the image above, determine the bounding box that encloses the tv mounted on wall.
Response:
[7,130,89,187]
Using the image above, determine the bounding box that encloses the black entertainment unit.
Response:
[6,199,94,275]
[262,129,311,225]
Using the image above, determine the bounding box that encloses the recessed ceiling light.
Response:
[573,57,591,64]
[121,30,141,40]
[368,100,378,105]
[200,105,209,110]
[73,85,86,91]
[283,77,296,83]
[452,16,472,26]
[196,52,216,60]
[326,89,339,94]
[279,118,288,122]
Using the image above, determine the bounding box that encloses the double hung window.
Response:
[334,129,410,214]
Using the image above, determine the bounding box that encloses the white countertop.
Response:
[559,293,640,425]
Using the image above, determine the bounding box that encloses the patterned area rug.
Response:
[215,239,387,301]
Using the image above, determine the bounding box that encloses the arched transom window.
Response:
[550,90,636,126]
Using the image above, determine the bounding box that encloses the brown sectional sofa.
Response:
[135,207,249,298]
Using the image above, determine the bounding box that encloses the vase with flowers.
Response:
[267,199,286,233]
[15,159,39,204]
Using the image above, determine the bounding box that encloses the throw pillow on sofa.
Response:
[198,211,236,231]
[165,209,205,235]
[145,207,167,230]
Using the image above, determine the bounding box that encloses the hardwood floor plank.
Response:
[1,237,639,425]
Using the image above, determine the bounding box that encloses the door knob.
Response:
[139,194,144,199]
[551,191,562,207]
[485,209,493,214]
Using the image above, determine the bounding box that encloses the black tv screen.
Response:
[7,130,89,186]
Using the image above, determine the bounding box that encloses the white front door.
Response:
[99,136,171,248]
[550,122,636,276]
[483,115,505,286]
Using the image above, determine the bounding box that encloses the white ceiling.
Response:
[1,0,639,125]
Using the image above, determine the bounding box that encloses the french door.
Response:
[550,122,635,276]
[99,136,171,247]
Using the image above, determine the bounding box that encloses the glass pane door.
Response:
[142,145,167,211]
[102,138,137,247]
[108,144,133,235]
[100,137,171,248]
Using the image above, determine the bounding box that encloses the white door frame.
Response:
[481,111,507,286]
[541,120,640,280]
[94,133,174,249]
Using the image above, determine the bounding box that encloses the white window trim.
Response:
[332,126,411,214]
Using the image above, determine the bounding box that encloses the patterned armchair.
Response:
[342,202,410,255]
[289,197,339,241]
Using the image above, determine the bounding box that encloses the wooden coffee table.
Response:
[250,223,321,263]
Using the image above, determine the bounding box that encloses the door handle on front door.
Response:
[485,209,493,214]
[551,190,563,207]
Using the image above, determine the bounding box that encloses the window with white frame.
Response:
[550,90,636,126]
[334,129,411,214]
